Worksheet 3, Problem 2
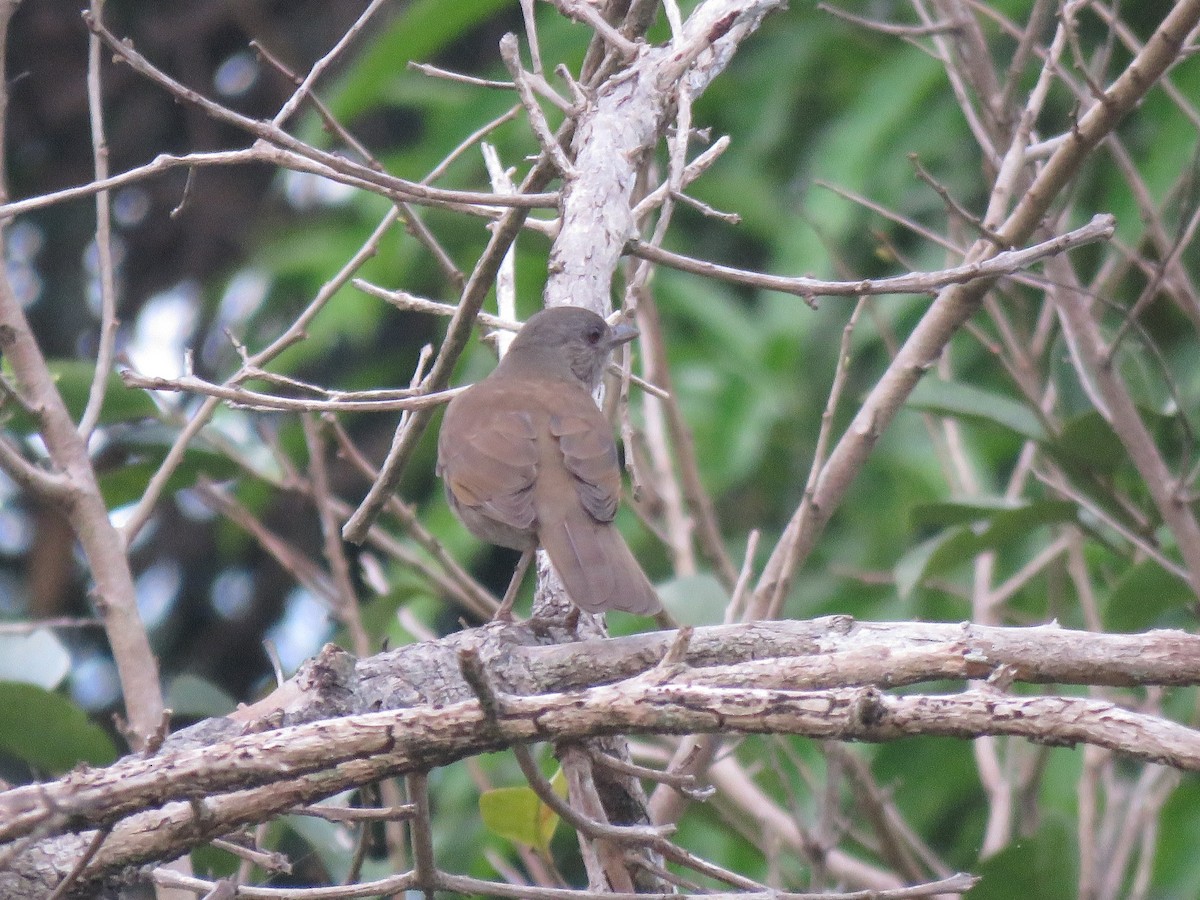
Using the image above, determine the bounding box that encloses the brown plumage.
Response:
[437,306,660,616]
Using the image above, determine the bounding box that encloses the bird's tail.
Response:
[540,512,660,615]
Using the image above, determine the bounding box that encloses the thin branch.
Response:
[85,15,558,211]
[323,415,498,619]
[120,370,463,413]
[629,214,1115,302]
[302,415,370,657]
[271,0,391,127]
[120,205,405,545]
[0,436,71,499]
[77,0,119,442]
[405,772,437,894]
[760,296,867,619]
[499,34,576,177]
[1047,253,1200,596]
[818,3,967,37]
[512,745,667,845]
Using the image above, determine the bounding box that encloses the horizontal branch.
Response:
[2,678,1197,891]
[628,213,1115,301]
[154,865,979,900]
[2,619,1198,869]
[0,145,555,223]
[119,370,464,413]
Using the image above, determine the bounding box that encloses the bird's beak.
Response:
[607,320,638,348]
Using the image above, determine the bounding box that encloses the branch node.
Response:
[459,645,504,720]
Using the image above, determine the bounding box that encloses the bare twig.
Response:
[630,214,1115,302]
[758,296,867,619]
[77,0,119,442]
[121,205,405,544]
[302,415,370,656]
[120,370,463,414]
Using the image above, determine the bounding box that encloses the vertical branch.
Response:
[406,772,437,897]
[0,0,164,747]
[302,414,370,658]
[526,3,784,889]
[482,143,520,358]
[650,311,739,588]
[757,297,866,619]
[78,0,120,442]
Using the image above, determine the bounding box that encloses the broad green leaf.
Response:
[1049,411,1126,472]
[0,682,116,772]
[898,501,1078,597]
[967,500,1078,546]
[895,531,957,600]
[1105,558,1194,631]
[907,379,1046,443]
[971,816,1075,899]
[165,674,237,719]
[656,573,730,626]
[479,768,567,851]
[2,360,157,432]
[911,497,1051,529]
[913,500,1080,551]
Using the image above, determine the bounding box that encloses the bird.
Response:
[437,305,660,619]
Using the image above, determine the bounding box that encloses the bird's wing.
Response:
[549,412,621,523]
[439,406,539,530]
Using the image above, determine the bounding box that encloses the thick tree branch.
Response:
[2,620,1197,858]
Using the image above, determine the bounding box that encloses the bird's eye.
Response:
[586,326,603,345]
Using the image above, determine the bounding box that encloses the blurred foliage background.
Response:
[1,0,1198,896]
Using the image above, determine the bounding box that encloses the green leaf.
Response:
[2,360,157,432]
[1105,559,1195,631]
[0,682,117,772]
[479,768,567,851]
[970,500,1079,546]
[165,674,237,719]
[970,816,1075,899]
[894,531,962,600]
[656,573,729,626]
[1048,411,1126,472]
[911,497,1047,529]
[912,499,1078,542]
[97,426,240,508]
[908,379,1046,443]
[898,500,1078,597]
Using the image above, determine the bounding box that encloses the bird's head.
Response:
[503,306,637,390]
